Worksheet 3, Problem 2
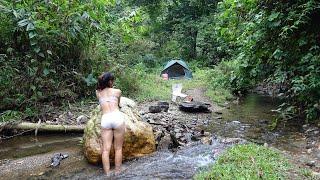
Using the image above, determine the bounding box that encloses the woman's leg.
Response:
[101,128,113,174]
[113,123,125,173]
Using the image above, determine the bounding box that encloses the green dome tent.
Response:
[160,59,193,79]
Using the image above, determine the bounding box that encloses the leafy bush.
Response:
[0,0,112,111]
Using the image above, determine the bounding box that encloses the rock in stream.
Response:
[83,97,156,164]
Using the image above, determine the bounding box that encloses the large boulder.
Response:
[83,97,156,164]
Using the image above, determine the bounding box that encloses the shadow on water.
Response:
[0,134,82,160]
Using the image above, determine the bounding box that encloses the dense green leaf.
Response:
[18,19,29,27]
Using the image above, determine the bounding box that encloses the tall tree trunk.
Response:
[189,28,198,59]
[184,27,198,60]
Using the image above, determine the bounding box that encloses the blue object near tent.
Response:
[161,59,193,79]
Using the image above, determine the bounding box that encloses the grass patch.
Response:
[0,110,23,123]
[194,144,311,180]
[133,72,172,102]
[130,67,233,103]
[205,87,233,104]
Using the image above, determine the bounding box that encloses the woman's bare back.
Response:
[96,88,121,114]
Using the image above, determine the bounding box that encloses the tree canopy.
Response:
[0,0,319,122]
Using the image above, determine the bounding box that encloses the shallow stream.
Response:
[0,94,318,179]
[208,94,315,153]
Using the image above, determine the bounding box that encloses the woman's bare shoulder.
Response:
[112,88,122,95]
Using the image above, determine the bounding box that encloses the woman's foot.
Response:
[103,170,114,177]
[115,166,125,175]
[115,165,128,176]
[114,168,121,175]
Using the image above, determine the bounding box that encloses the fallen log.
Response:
[1,122,85,133]
[179,101,211,113]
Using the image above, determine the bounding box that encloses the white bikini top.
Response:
[98,91,118,104]
[99,96,118,104]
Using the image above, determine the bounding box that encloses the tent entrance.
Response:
[166,63,185,78]
[160,59,193,79]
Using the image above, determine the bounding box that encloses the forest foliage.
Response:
[211,0,320,121]
[0,0,112,110]
[0,0,319,122]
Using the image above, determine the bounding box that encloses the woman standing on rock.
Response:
[96,72,125,174]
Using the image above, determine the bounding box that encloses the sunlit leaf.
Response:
[43,68,49,76]
[38,53,45,58]
[268,12,280,21]
[28,31,37,39]
[26,23,35,31]
[18,19,29,27]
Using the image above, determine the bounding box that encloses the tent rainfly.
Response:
[160,59,193,79]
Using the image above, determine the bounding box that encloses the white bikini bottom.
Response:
[101,111,125,129]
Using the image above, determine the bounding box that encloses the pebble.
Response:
[148,119,155,124]
[201,137,212,145]
[46,121,53,124]
[306,127,319,134]
[306,160,316,167]
[302,124,309,130]
[307,149,312,154]
[67,111,73,117]
[306,144,314,149]
[311,141,316,145]
[258,119,269,124]
[204,132,211,136]
[76,115,87,124]
[184,133,192,142]
[221,138,242,144]
[231,120,241,124]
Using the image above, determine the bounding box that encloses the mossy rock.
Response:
[83,97,156,164]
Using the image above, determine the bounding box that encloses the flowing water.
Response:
[61,142,226,180]
[207,94,307,153]
[0,134,235,179]
[0,94,318,179]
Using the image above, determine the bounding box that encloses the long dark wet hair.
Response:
[96,72,115,90]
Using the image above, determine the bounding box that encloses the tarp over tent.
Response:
[160,59,193,79]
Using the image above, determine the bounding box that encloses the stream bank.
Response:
[0,88,319,179]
